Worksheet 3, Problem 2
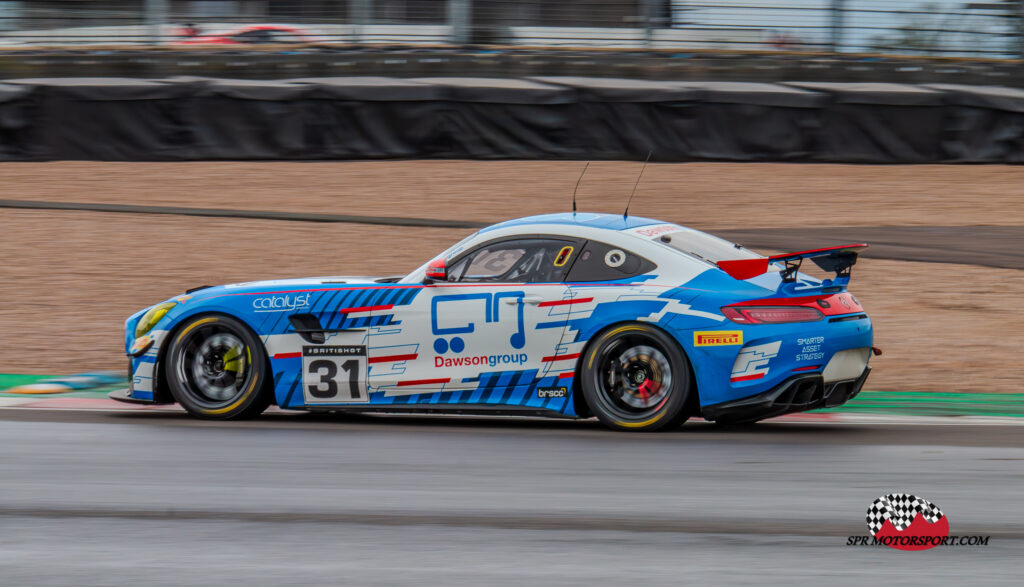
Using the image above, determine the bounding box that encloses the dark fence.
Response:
[3,76,1024,162]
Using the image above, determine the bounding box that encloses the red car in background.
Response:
[175,25,317,45]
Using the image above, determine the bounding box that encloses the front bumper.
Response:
[701,366,870,424]
[109,387,156,405]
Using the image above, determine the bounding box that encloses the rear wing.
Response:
[717,244,868,282]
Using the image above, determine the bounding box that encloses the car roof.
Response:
[252,25,301,31]
[215,25,304,35]
[479,212,664,234]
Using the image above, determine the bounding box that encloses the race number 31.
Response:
[302,345,368,403]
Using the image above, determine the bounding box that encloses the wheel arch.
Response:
[153,310,274,405]
[571,320,698,420]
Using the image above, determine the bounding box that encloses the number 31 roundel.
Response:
[301,345,368,403]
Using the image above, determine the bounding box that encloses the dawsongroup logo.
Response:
[847,493,990,550]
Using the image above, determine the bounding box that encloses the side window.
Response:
[235,30,273,44]
[269,30,304,43]
[465,247,526,278]
[565,240,657,282]
[449,238,579,283]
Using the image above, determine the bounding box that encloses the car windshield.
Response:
[399,231,479,283]
[656,229,761,264]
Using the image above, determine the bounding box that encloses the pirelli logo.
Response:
[694,331,743,347]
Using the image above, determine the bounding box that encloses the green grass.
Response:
[818,391,1024,418]
[0,374,53,391]
[0,373,124,398]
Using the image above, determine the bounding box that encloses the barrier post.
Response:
[450,0,471,45]
[145,0,167,45]
[642,0,654,47]
[831,0,845,52]
[1018,0,1024,58]
[350,0,370,44]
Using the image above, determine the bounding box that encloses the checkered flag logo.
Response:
[866,493,944,536]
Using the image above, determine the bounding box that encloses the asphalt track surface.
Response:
[1,408,1022,585]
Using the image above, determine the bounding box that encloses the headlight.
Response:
[134,302,177,337]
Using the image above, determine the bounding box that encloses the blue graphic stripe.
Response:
[256,302,279,332]
[316,289,343,316]
[324,290,359,330]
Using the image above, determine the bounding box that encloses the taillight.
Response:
[721,305,824,324]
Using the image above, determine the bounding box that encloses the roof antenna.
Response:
[623,150,652,219]
[572,162,590,215]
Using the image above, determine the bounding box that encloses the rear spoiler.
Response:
[717,244,868,282]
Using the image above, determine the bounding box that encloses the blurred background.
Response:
[0,1,1022,397]
[2,0,1024,56]
[1,3,1023,585]
[1,1,1023,393]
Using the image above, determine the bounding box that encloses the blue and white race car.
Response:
[115,213,875,431]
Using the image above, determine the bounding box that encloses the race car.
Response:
[173,25,318,46]
[114,213,875,431]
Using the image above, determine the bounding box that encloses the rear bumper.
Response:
[701,366,870,424]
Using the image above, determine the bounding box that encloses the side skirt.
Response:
[306,404,580,419]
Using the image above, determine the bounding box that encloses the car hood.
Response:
[178,275,396,300]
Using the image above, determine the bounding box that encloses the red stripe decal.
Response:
[537,297,594,307]
[338,304,393,314]
[558,372,576,379]
[273,352,302,359]
[730,373,766,383]
[368,354,418,364]
[542,353,580,362]
[396,378,450,387]
[205,282,716,304]
[792,365,821,372]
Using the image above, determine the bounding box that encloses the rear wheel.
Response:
[580,323,693,432]
[166,314,271,420]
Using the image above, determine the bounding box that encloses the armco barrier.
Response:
[3,77,1024,162]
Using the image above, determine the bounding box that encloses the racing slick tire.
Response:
[580,323,694,432]
[165,314,272,420]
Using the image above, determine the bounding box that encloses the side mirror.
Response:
[425,258,447,283]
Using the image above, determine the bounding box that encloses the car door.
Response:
[367,237,580,400]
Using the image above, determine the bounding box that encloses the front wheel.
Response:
[165,314,272,420]
[580,323,693,432]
